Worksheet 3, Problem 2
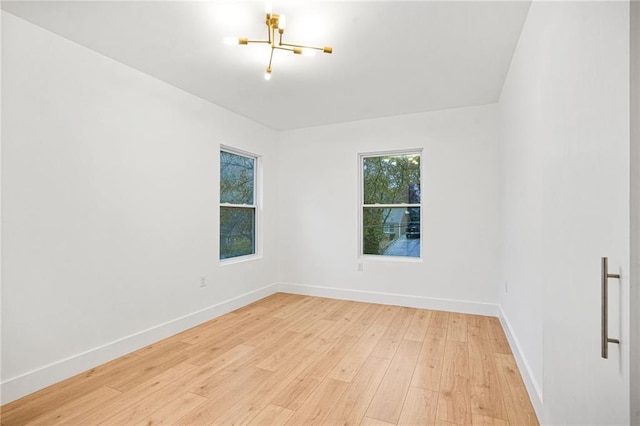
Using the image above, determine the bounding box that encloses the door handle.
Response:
[602,257,621,359]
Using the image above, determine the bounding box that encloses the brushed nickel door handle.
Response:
[602,257,621,359]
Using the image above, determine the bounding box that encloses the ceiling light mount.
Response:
[224,5,332,80]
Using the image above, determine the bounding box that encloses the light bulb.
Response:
[302,48,316,57]
[264,69,272,80]
[265,1,272,14]
[223,36,239,45]
[278,14,286,29]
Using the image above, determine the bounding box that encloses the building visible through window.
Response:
[220,148,258,260]
[361,151,422,258]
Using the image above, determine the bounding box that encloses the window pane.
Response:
[220,151,254,205]
[220,207,255,259]
[363,154,420,204]
[363,207,420,257]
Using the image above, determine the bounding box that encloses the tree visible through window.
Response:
[220,149,257,260]
[361,151,421,258]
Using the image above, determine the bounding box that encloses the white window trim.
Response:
[358,148,424,262]
[220,145,263,264]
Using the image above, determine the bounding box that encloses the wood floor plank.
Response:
[187,315,285,365]
[447,312,468,342]
[270,376,322,411]
[272,295,318,320]
[324,356,391,425]
[284,297,336,333]
[471,413,510,426]
[132,392,207,426]
[241,293,305,315]
[344,302,386,337]
[429,310,450,328]
[468,335,507,420]
[411,325,447,391]
[173,367,273,425]
[226,330,300,370]
[366,339,422,424]
[436,340,472,425]
[0,353,143,425]
[266,352,329,411]
[485,317,512,355]
[207,345,329,425]
[305,305,368,353]
[256,322,333,371]
[190,364,271,399]
[328,318,388,382]
[66,362,198,425]
[494,353,539,426]
[397,386,438,426]
[192,343,255,371]
[204,373,296,425]
[1,296,538,426]
[404,309,432,342]
[248,404,294,425]
[467,315,491,340]
[178,307,268,345]
[98,367,208,425]
[370,307,415,359]
[107,341,194,392]
[322,299,351,320]
[24,386,121,426]
[284,378,350,425]
[361,417,397,426]
[153,345,260,403]
[375,304,403,327]
[301,334,359,381]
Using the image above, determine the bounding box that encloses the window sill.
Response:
[220,254,263,266]
[359,255,423,263]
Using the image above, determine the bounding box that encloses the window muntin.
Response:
[220,149,258,260]
[361,152,421,258]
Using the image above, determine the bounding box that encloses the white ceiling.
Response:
[2,1,531,130]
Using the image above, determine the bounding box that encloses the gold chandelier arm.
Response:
[279,42,333,53]
[267,46,275,71]
[273,45,295,52]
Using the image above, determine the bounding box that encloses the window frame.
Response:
[358,148,424,261]
[219,145,262,264]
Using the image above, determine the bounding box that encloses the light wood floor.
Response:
[1,293,538,426]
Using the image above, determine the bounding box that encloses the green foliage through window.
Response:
[362,152,421,258]
[220,149,257,260]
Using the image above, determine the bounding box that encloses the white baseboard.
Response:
[0,283,279,405]
[277,282,500,316]
[498,306,544,421]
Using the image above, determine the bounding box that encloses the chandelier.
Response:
[224,3,333,80]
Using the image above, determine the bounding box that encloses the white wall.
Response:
[277,105,503,314]
[500,1,630,423]
[1,12,279,403]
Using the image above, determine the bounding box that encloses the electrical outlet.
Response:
[200,275,206,288]
[357,263,364,272]
[504,280,509,293]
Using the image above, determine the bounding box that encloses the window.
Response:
[360,151,422,258]
[220,148,258,260]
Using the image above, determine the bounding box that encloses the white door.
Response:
[630,1,640,424]
[539,2,631,424]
